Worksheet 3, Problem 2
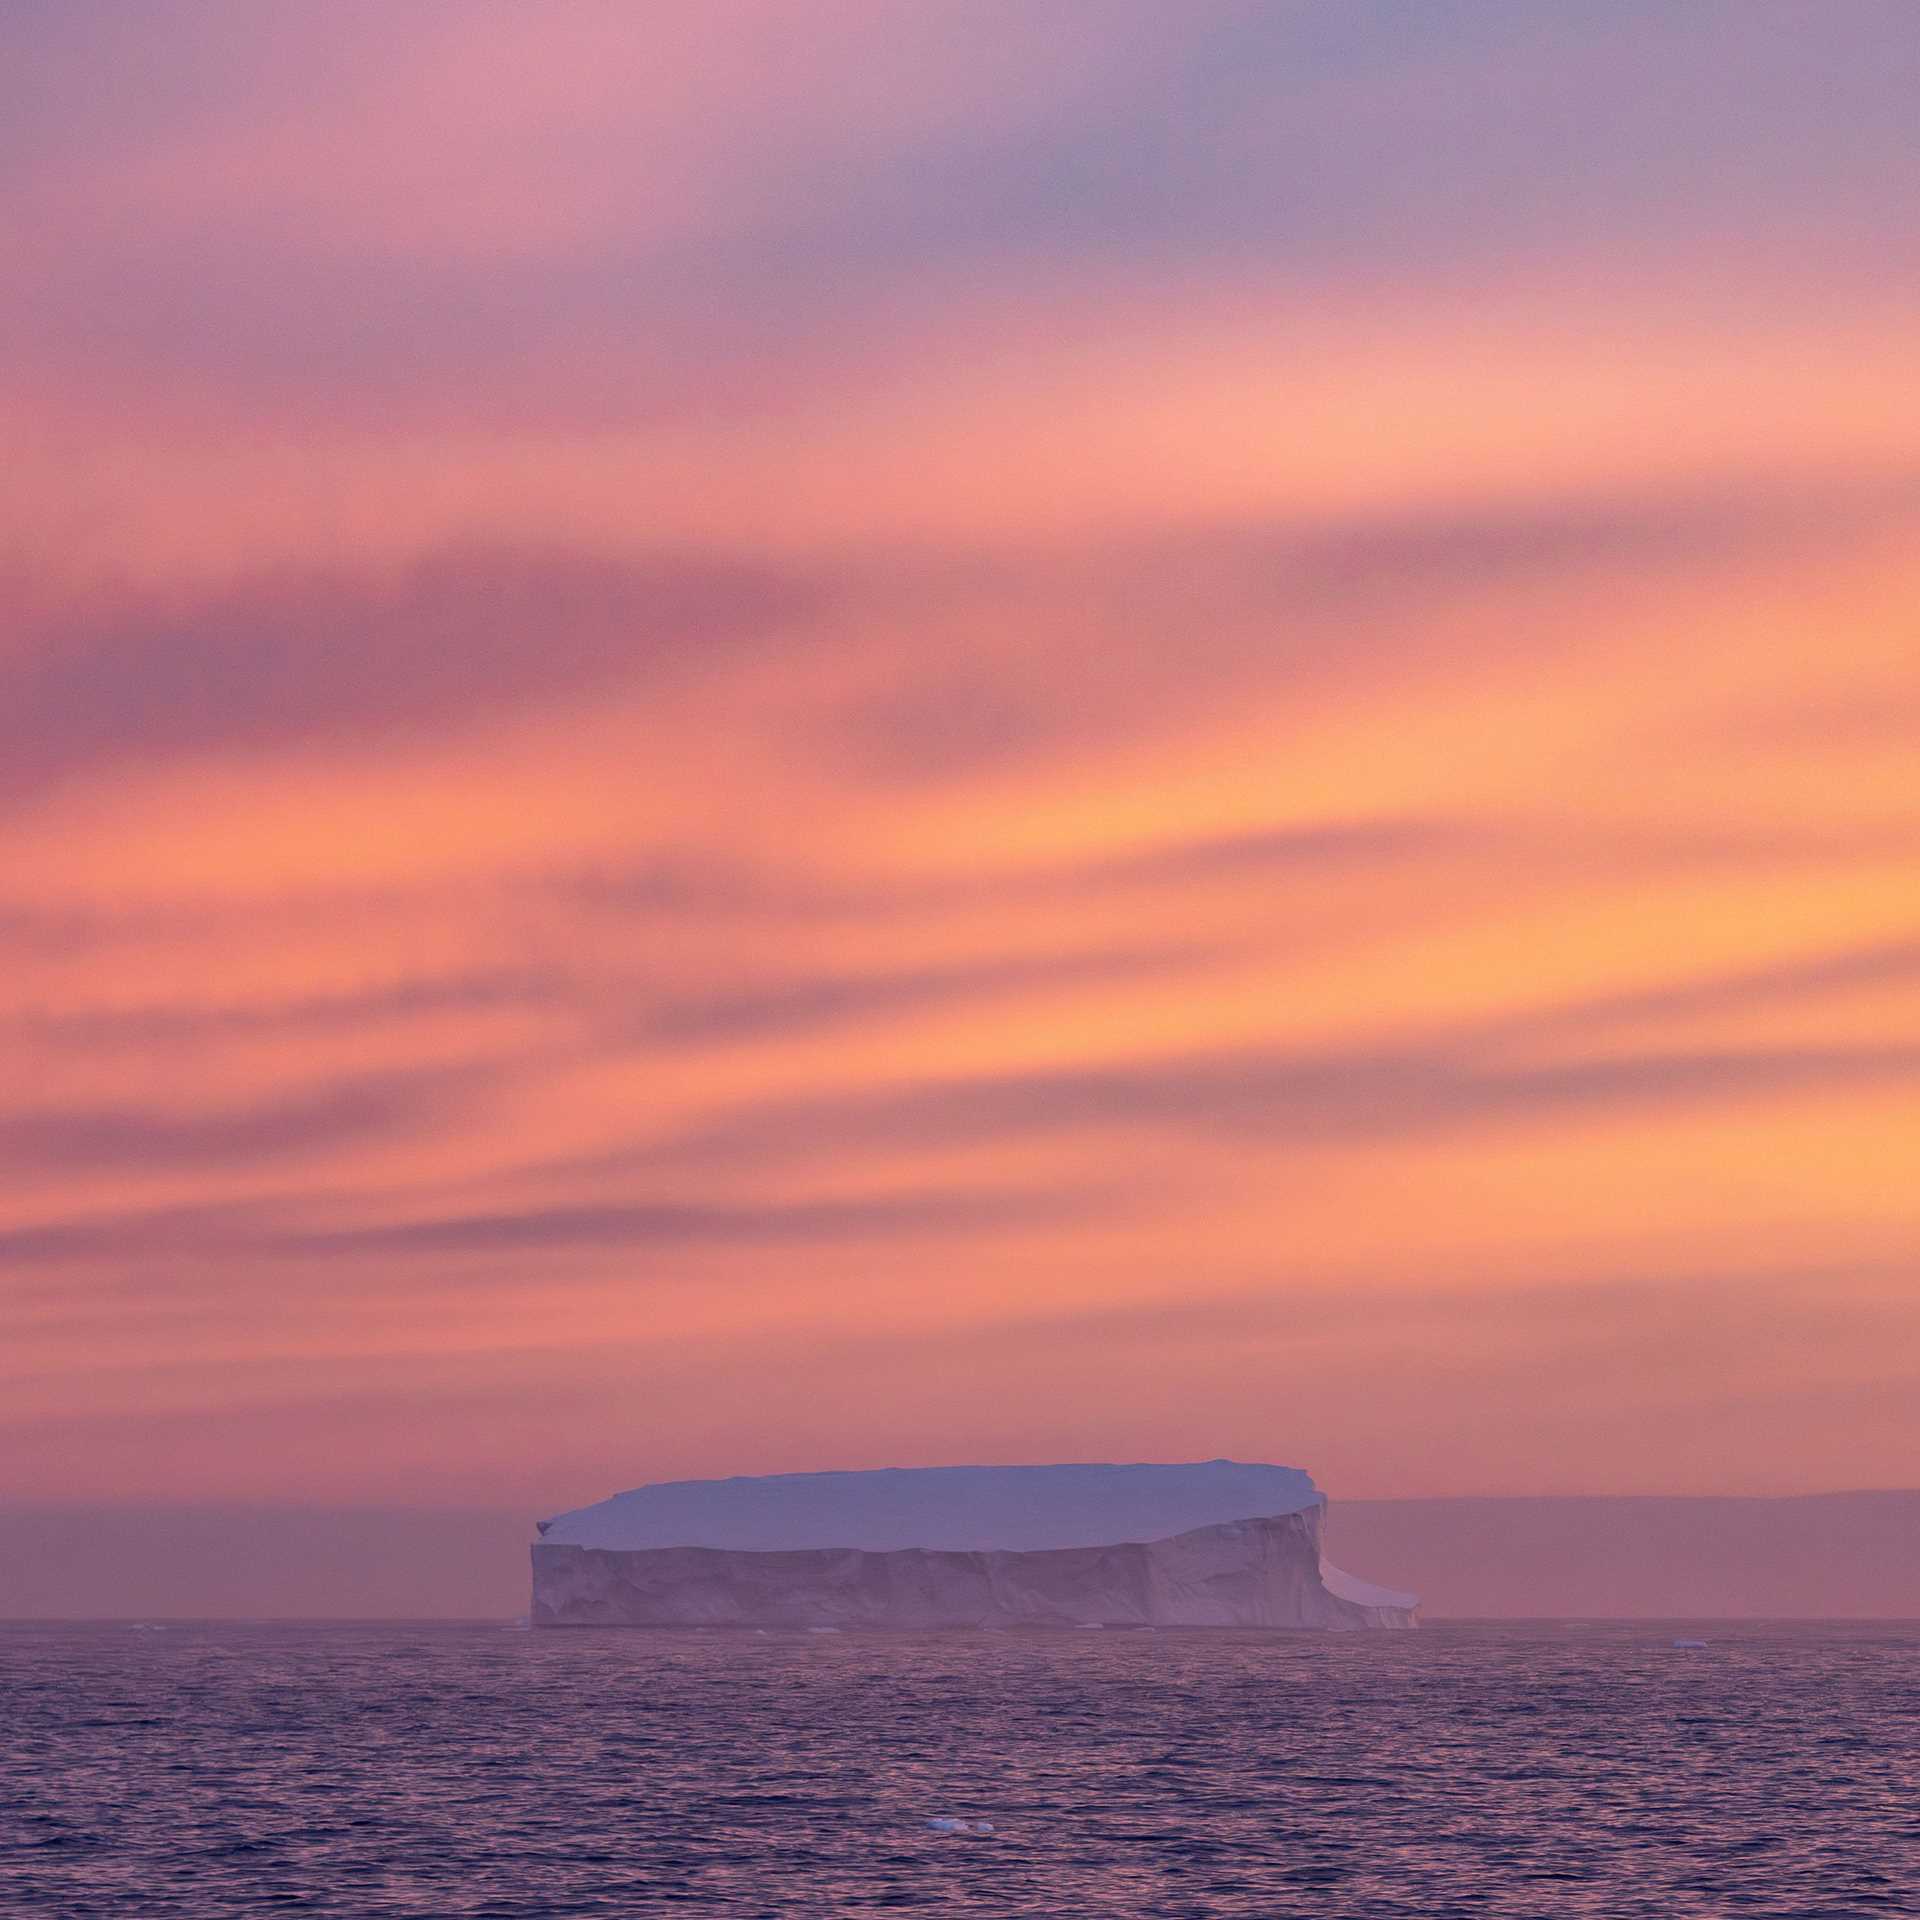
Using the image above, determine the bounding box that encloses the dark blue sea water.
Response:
[3,1621,1916,1917]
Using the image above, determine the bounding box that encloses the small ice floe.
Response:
[927,1818,994,1835]
[807,1626,843,1634]
[1671,1638,1709,1649]
[127,1623,167,1633]
[501,1615,531,1631]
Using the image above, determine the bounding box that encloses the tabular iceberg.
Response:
[531,1461,1418,1629]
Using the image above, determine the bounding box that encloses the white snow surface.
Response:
[539,1460,1323,1553]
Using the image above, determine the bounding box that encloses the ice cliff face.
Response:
[532,1463,1417,1630]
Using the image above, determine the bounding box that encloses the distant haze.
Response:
[5,1495,1916,1622]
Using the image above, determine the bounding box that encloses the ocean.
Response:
[3,1620,1915,1916]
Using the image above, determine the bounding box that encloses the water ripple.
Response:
[1,1621,1915,1916]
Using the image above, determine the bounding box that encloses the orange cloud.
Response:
[3,0,1917,1508]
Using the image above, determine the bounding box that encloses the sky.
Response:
[3,1,1917,1516]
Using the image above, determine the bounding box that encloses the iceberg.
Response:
[531,1461,1417,1629]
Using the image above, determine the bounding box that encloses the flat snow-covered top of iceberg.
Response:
[539,1460,1321,1553]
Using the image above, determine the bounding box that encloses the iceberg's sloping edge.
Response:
[1319,1559,1421,1612]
